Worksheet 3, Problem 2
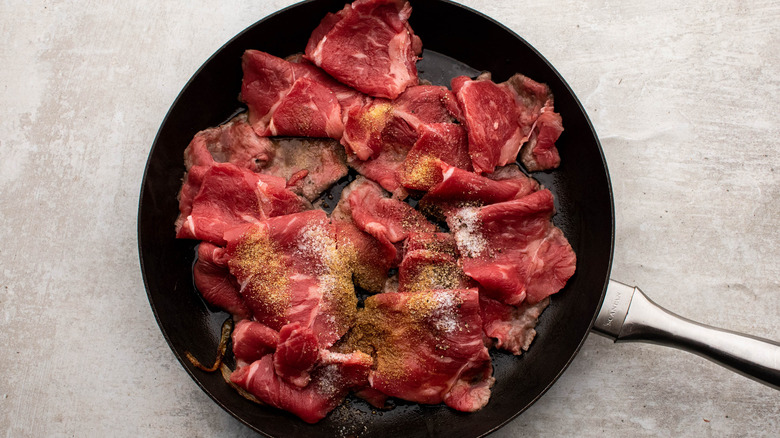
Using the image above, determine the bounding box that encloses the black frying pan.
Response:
[137,1,777,437]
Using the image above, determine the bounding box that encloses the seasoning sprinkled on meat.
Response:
[449,207,487,258]
[175,0,578,423]
[228,225,292,327]
[340,289,493,411]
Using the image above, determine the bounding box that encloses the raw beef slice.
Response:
[232,320,280,367]
[399,123,472,192]
[479,294,550,355]
[273,322,321,388]
[183,113,274,171]
[453,72,565,174]
[342,85,462,160]
[332,177,437,263]
[305,0,422,99]
[519,107,564,171]
[503,73,564,171]
[193,242,251,320]
[334,220,395,294]
[419,162,539,218]
[258,137,348,201]
[175,163,309,245]
[231,350,372,423]
[241,50,343,138]
[344,289,494,412]
[398,232,469,293]
[452,74,523,174]
[182,114,348,201]
[447,189,576,306]
[225,210,357,347]
[343,86,465,196]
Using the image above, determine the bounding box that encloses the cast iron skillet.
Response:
[138,1,777,437]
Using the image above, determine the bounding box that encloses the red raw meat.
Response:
[341,98,395,160]
[520,107,564,171]
[391,85,463,129]
[452,74,523,174]
[257,137,348,201]
[398,249,469,292]
[347,289,494,412]
[398,232,468,292]
[453,72,565,174]
[400,123,472,191]
[333,177,437,263]
[503,73,551,139]
[343,85,462,160]
[286,53,372,125]
[175,163,309,245]
[334,220,394,293]
[271,77,344,137]
[447,190,576,305]
[173,165,208,234]
[241,50,343,139]
[503,74,563,171]
[353,387,390,409]
[403,232,458,255]
[342,86,462,196]
[232,320,279,367]
[183,113,273,171]
[345,108,415,197]
[274,322,320,388]
[419,162,539,218]
[182,114,348,201]
[230,350,372,424]
[305,0,422,99]
[225,210,357,347]
[479,294,549,355]
[192,242,251,319]
[348,183,436,243]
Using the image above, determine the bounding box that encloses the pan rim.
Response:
[137,0,616,436]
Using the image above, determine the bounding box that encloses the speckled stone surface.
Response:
[1,1,778,437]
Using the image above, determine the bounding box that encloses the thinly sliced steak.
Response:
[343,86,464,196]
[332,177,437,263]
[504,74,564,171]
[182,114,348,202]
[305,0,422,99]
[241,50,344,139]
[175,163,309,245]
[232,320,280,367]
[520,107,564,171]
[343,289,494,412]
[230,350,372,423]
[452,74,523,174]
[400,123,472,192]
[480,294,549,355]
[447,190,576,306]
[334,220,394,294]
[419,162,538,218]
[193,242,251,319]
[225,210,357,347]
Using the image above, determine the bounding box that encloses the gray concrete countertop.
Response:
[1,0,778,436]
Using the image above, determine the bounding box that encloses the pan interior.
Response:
[137,1,614,436]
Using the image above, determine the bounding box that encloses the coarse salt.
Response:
[296,223,337,272]
[430,291,460,334]
[315,364,341,396]
[451,207,486,257]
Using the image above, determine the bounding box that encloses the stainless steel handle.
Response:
[593,279,780,389]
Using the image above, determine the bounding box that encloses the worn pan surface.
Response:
[137,0,614,436]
